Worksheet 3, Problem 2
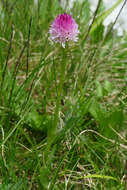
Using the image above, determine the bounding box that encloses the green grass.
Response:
[0,0,127,189]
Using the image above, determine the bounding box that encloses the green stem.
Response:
[53,49,67,132]
[45,47,67,158]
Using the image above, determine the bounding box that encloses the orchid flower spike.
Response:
[49,13,79,48]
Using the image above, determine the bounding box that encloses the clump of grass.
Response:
[0,0,127,189]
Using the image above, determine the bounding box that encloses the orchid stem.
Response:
[45,46,67,160]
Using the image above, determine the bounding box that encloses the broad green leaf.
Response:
[104,80,113,93]
[40,167,50,188]
[96,81,103,97]
[26,110,51,132]
[89,98,107,124]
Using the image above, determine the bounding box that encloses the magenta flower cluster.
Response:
[49,13,79,47]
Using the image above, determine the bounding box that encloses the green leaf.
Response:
[96,81,103,97]
[83,174,117,181]
[104,80,113,93]
[0,180,24,190]
[108,110,124,127]
[90,0,124,34]
[91,23,104,44]
[26,110,51,132]
[89,98,107,124]
[40,167,50,188]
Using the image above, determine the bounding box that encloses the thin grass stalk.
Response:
[19,56,46,115]
[1,0,6,9]
[26,16,32,77]
[0,24,13,91]
[9,0,17,14]
[8,45,26,107]
[2,45,26,129]
[13,56,45,104]
[82,0,102,43]
[0,104,33,147]
[19,73,37,115]
[37,0,40,21]
[103,0,127,43]
[5,0,9,11]
[49,154,66,190]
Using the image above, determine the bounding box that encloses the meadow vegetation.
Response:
[0,0,127,189]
